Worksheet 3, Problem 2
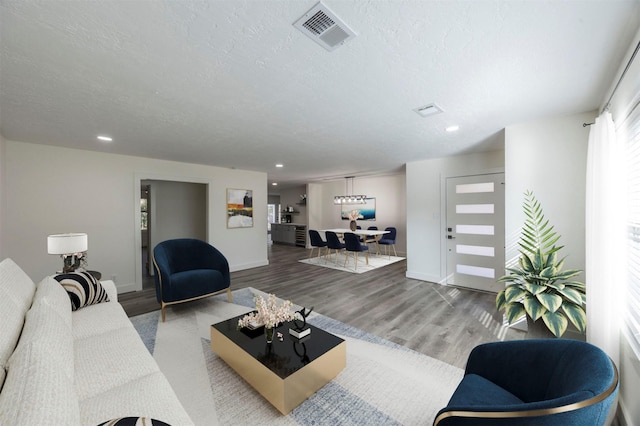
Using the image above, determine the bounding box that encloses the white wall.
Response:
[406,151,505,283]
[504,112,593,276]
[0,133,5,261]
[148,180,207,248]
[2,141,268,292]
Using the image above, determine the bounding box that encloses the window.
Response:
[622,100,640,357]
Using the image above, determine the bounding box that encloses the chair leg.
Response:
[365,250,369,265]
[392,244,397,257]
[161,302,166,323]
[227,287,232,303]
[309,246,315,259]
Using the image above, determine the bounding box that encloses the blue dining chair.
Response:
[308,229,328,260]
[344,232,369,270]
[378,227,397,257]
[325,231,345,264]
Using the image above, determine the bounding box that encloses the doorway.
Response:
[139,180,207,290]
[445,173,505,293]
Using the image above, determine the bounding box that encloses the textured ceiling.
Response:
[1,0,639,187]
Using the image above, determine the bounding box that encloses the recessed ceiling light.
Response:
[272,182,278,186]
[445,125,459,132]
[97,135,113,142]
[275,164,284,168]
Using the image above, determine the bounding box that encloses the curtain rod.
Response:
[601,38,640,114]
[583,38,640,127]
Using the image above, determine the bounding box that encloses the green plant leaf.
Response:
[496,290,506,311]
[504,302,526,324]
[520,254,535,272]
[536,292,563,312]
[542,310,568,337]
[545,283,566,292]
[523,294,546,321]
[522,282,546,295]
[533,249,544,270]
[557,287,584,305]
[505,285,527,302]
[562,303,587,333]
[540,265,558,279]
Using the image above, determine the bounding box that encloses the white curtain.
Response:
[586,111,624,367]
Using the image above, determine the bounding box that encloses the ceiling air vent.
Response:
[294,2,356,51]
[413,103,444,118]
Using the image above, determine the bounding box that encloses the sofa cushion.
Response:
[34,276,73,327]
[72,299,134,340]
[16,292,74,380]
[0,338,80,425]
[447,373,524,407]
[97,416,172,426]
[0,258,36,390]
[80,372,193,426]
[74,326,159,400]
[54,271,110,311]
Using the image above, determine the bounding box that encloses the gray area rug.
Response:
[130,288,462,425]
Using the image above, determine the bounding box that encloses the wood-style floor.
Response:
[121,242,624,424]
[121,241,525,369]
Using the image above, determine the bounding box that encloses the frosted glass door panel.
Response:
[456,244,495,257]
[456,204,495,214]
[456,225,495,235]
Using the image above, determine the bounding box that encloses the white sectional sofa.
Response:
[0,258,194,425]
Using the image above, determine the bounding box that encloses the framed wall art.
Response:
[227,188,253,228]
[340,197,376,221]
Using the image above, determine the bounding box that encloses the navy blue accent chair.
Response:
[324,231,345,264]
[152,238,231,322]
[308,229,328,260]
[343,232,369,270]
[378,227,397,257]
[434,339,619,426]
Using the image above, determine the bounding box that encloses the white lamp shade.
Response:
[47,233,88,255]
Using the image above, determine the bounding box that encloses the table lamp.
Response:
[47,233,88,273]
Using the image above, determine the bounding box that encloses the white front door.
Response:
[445,173,505,293]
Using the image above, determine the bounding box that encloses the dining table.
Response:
[321,228,390,255]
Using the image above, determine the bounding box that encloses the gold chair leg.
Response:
[227,287,233,303]
[161,303,166,323]
[309,246,315,259]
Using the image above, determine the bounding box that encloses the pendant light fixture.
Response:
[334,176,367,205]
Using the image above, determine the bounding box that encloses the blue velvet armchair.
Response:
[152,238,231,322]
[434,339,618,426]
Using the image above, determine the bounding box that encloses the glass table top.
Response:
[212,313,345,379]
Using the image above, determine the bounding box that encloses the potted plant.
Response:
[496,191,586,337]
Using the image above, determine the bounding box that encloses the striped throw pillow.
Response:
[97,417,171,426]
[54,271,109,311]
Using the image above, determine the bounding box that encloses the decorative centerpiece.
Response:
[289,306,313,339]
[238,294,300,343]
[348,209,360,231]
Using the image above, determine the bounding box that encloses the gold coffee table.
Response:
[211,314,346,414]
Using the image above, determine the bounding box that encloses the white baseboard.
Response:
[405,270,441,284]
[116,282,138,294]
[230,259,269,272]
